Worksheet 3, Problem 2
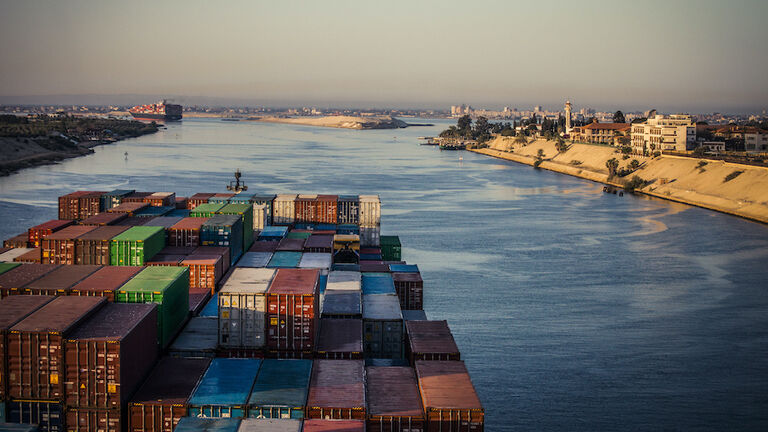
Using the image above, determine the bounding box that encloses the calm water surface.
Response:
[1,118,767,431]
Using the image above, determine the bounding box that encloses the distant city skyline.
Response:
[1,0,767,113]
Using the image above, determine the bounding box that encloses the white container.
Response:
[358,194,381,227]
[253,204,268,231]
[237,252,273,268]
[273,194,297,225]
[218,268,276,348]
[327,271,361,291]
[298,253,332,270]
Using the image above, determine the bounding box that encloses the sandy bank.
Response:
[251,115,408,130]
[473,137,768,224]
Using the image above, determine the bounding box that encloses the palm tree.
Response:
[606,158,619,177]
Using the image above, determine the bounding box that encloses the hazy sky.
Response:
[1,0,767,112]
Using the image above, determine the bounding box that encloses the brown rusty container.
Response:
[24,265,101,296]
[304,235,333,253]
[316,318,362,360]
[174,197,188,209]
[107,202,150,216]
[0,295,55,401]
[75,226,129,266]
[303,420,366,432]
[64,303,158,409]
[414,361,484,432]
[159,246,197,256]
[128,357,211,432]
[121,192,153,204]
[40,225,98,265]
[59,191,92,220]
[7,296,107,399]
[28,219,75,248]
[0,263,60,298]
[295,195,317,223]
[144,192,176,207]
[182,255,223,294]
[114,216,151,226]
[146,255,184,267]
[14,247,42,263]
[66,408,121,432]
[406,321,460,364]
[193,246,231,273]
[307,359,365,420]
[79,212,128,226]
[359,261,390,273]
[4,233,30,248]
[267,268,319,352]
[366,366,425,432]
[78,192,106,220]
[277,238,306,252]
[249,241,279,253]
[392,272,424,311]
[315,195,338,224]
[167,217,209,247]
[186,193,215,210]
[70,266,143,302]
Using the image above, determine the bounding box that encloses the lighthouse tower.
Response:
[564,100,573,132]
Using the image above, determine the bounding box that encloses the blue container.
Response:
[315,223,337,231]
[228,193,256,204]
[332,263,360,272]
[292,223,313,230]
[188,358,262,418]
[135,205,174,217]
[167,208,191,217]
[318,274,328,295]
[336,224,360,235]
[200,293,218,317]
[267,251,302,268]
[258,226,288,241]
[7,400,64,432]
[201,214,244,264]
[0,401,4,423]
[362,273,396,295]
[101,189,134,211]
[360,253,382,261]
[174,417,241,432]
[364,358,411,367]
[389,264,419,273]
[247,359,312,419]
[208,196,232,204]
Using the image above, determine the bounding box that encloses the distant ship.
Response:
[128,100,182,121]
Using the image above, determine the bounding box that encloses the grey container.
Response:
[402,310,428,321]
[169,317,218,358]
[322,290,362,318]
[363,294,403,359]
[236,252,272,268]
[238,419,301,432]
[298,253,332,270]
[218,268,275,348]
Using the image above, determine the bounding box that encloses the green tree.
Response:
[534,149,545,168]
[613,110,625,123]
[628,159,640,170]
[457,115,472,135]
[474,116,491,141]
[555,138,568,153]
[514,134,528,146]
[606,158,619,177]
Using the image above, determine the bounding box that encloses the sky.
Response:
[1,0,767,112]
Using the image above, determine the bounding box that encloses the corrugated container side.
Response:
[23,265,101,296]
[174,417,241,432]
[6,399,64,432]
[69,266,143,302]
[109,226,166,266]
[182,255,223,294]
[362,295,404,360]
[415,361,484,431]
[28,220,74,248]
[187,193,215,210]
[65,407,121,432]
[315,195,338,225]
[266,269,319,352]
[200,215,243,264]
[358,195,381,227]
[336,196,359,225]
[78,212,128,226]
[75,226,129,266]
[406,321,460,364]
[3,234,30,249]
[218,268,275,349]
[365,366,425,432]
[272,195,297,225]
[306,360,365,420]
[246,359,312,419]
[315,319,362,360]
[236,252,272,268]
[392,272,423,311]
[187,358,262,418]
[0,263,60,298]
[218,204,254,253]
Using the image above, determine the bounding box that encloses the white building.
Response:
[744,131,768,153]
[631,114,696,155]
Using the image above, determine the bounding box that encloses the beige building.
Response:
[744,131,768,153]
[631,114,696,155]
[570,121,630,145]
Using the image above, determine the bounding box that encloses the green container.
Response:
[110,226,166,266]
[286,232,312,240]
[267,251,302,268]
[218,203,254,253]
[380,235,402,261]
[190,203,226,218]
[0,262,21,275]
[116,266,189,348]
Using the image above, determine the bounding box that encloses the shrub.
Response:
[570,160,582,166]
[624,175,646,192]
[653,151,661,157]
[724,171,743,182]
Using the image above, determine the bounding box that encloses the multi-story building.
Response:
[631,114,696,155]
[745,131,768,153]
[570,121,630,145]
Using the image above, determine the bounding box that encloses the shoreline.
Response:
[470,143,768,225]
[248,115,409,130]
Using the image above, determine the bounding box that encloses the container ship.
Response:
[128,100,183,121]
[0,190,484,432]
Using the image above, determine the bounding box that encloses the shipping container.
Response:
[249,241,279,253]
[316,319,362,360]
[267,252,302,269]
[189,289,210,316]
[389,264,419,273]
[142,216,184,230]
[189,203,225,218]
[40,225,98,265]
[7,296,107,399]
[77,192,106,220]
[200,294,218,318]
[0,249,35,264]
[336,196,359,225]
[208,193,234,205]
[116,267,189,348]
[333,235,359,264]
[3,234,29,249]
[75,226,129,266]
[247,359,312,419]
[406,321,460,364]
[277,238,306,252]
[298,253,332,270]
[59,191,92,220]
[0,264,60,298]
[236,252,272,268]
[145,254,184,267]
[6,399,64,432]
[401,310,427,321]
[267,269,319,352]
[28,220,74,248]
[100,189,134,211]
[65,407,120,432]
[249,194,276,226]
[13,248,41,264]
[166,208,190,217]
[200,215,243,264]
[379,236,402,262]
[286,231,312,240]
[187,358,262,418]
[362,274,396,296]
[366,366,425,432]
[315,195,338,225]
[0,262,21,275]
[273,194,297,225]
[70,266,143,302]
[145,192,176,207]
[168,317,217,358]
[122,192,153,204]
[304,235,333,254]
[110,226,165,266]
[187,193,215,210]
[303,419,365,431]
[175,197,188,210]
[258,226,288,242]
[294,195,317,224]
[321,291,362,319]
[238,418,301,432]
[360,253,382,261]
[359,261,389,273]
[252,204,269,231]
[167,217,208,247]
[358,195,381,227]
[24,265,101,296]
[107,202,150,216]
[327,271,361,291]
[306,360,365,420]
[135,206,174,218]
[0,296,55,401]
[0,422,37,432]
[363,295,403,360]
[218,268,275,349]
[129,357,211,432]
[336,225,359,236]
[218,204,254,252]
[182,255,223,294]
[414,361,483,432]
[113,216,152,227]
[359,226,380,248]
[78,213,127,226]
[193,246,231,274]
[392,272,423,311]
[64,303,158,409]
[175,417,241,432]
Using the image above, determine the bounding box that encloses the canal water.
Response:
[1,118,767,431]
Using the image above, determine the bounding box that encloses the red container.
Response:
[40,225,98,265]
[366,366,425,432]
[186,193,215,210]
[393,272,424,311]
[4,233,29,248]
[267,268,319,352]
[295,196,317,223]
[193,246,230,273]
[174,197,188,209]
[114,216,151,226]
[24,265,101,296]
[0,263,60,298]
[78,213,128,226]
[144,192,176,207]
[277,237,306,252]
[121,192,153,204]
[307,359,365,420]
[28,219,74,248]
[7,296,107,399]
[168,217,209,247]
[59,191,92,220]
[182,255,223,293]
[303,420,365,432]
[66,408,121,432]
[415,361,484,432]
[315,195,338,224]
[249,241,279,253]
[128,357,211,432]
[360,248,381,255]
[107,202,150,216]
[316,318,362,360]
[70,266,143,302]
[146,255,184,266]
[14,247,42,263]
[406,321,459,364]
[359,261,389,273]
[0,295,55,401]
[304,235,333,253]
[64,303,158,409]
[78,192,106,219]
[75,226,129,266]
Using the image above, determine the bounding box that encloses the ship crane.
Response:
[226,169,248,193]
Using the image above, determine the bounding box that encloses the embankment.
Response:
[471,137,768,224]
[251,115,408,130]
